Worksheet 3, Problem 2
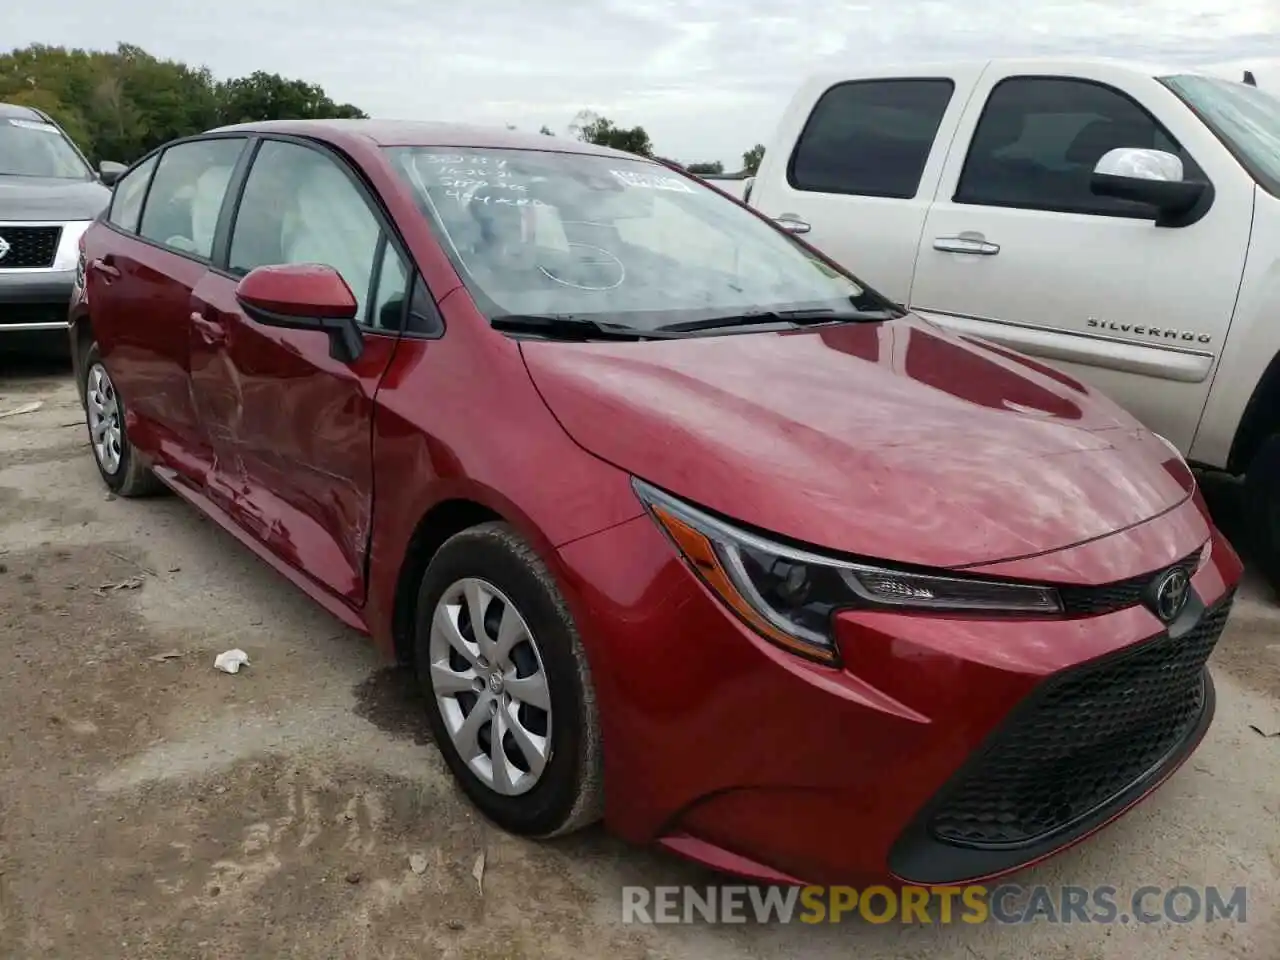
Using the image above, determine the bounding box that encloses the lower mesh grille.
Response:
[928,591,1234,848]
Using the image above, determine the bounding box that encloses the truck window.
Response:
[955,77,1203,218]
[788,79,954,199]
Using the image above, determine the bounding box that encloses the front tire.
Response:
[413,522,603,837]
[83,342,164,497]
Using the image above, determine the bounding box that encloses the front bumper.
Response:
[0,269,75,331]
[554,494,1241,885]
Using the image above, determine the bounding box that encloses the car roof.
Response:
[207,118,650,161]
[0,102,51,121]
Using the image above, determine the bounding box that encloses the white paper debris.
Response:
[213,649,250,674]
[409,853,428,875]
[472,851,485,895]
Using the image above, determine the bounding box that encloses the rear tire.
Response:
[82,342,164,498]
[413,522,603,837]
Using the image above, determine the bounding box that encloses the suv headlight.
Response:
[52,221,93,271]
[634,479,1062,664]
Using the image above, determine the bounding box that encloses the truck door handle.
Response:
[934,235,1001,256]
[191,312,227,347]
[773,213,811,235]
[89,258,120,279]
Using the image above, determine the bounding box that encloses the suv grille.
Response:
[1058,548,1202,616]
[0,225,61,269]
[928,590,1233,848]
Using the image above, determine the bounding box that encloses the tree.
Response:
[215,70,365,126]
[742,143,765,175]
[538,124,555,136]
[685,161,723,175]
[0,43,367,162]
[569,110,653,157]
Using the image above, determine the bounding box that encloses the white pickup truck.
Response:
[743,57,1280,586]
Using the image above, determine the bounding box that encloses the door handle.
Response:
[933,235,1000,256]
[191,312,227,347]
[773,213,811,235]
[89,258,120,279]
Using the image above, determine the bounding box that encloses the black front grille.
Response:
[1058,548,1202,616]
[0,225,61,268]
[928,591,1234,848]
[0,303,68,327]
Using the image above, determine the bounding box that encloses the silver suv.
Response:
[1,102,124,346]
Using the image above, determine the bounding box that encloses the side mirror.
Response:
[1090,148,1211,227]
[234,263,364,363]
[98,161,127,186]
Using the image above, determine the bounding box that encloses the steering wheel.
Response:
[537,242,626,292]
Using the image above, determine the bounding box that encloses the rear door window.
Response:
[138,138,247,259]
[106,155,158,233]
[788,79,955,198]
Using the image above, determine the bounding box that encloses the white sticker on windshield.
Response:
[7,118,59,132]
[609,169,694,193]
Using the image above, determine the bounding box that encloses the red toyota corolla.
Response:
[68,120,1241,886]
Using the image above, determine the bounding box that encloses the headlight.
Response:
[634,479,1062,664]
[52,221,92,271]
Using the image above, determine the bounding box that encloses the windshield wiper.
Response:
[490,314,685,341]
[659,307,898,334]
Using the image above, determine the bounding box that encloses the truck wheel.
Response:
[83,342,165,498]
[1244,433,1280,595]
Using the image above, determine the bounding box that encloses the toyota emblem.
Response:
[0,236,10,261]
[1154,568,1191,623]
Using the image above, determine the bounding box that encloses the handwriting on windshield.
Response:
[413,153,543,203]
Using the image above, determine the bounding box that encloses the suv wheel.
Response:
[413,522,603,837]
[83,342,164,497]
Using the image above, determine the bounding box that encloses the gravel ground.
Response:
[0,359,1277,959]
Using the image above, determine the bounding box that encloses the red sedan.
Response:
[68,120,1241,886]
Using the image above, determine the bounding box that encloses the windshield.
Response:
[383,146,890,331]
[0,116,92,179]
[1162,74,1280,196]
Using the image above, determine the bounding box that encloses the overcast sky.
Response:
[11,1,1280,167]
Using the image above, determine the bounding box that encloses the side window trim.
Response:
[366,232,391,330]
[785,77,957,200]
[210,137,263,272]
[952,74,1213,219]
[405,273,445,339]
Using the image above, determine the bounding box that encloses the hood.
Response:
[520,316,1195,569]
[0,175,111,221]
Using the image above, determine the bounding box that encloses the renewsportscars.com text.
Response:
[621,884,1248,925]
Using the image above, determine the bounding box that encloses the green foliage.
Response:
[741,143,765,175]
[570,110,653,157]
[685,160,724,175]
[0,43,366,163]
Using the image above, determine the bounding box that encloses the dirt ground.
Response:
[0,358,1277,960]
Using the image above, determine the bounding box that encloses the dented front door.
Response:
[187,269,396,606]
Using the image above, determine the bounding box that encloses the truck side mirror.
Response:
[1090,148,1211,228]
